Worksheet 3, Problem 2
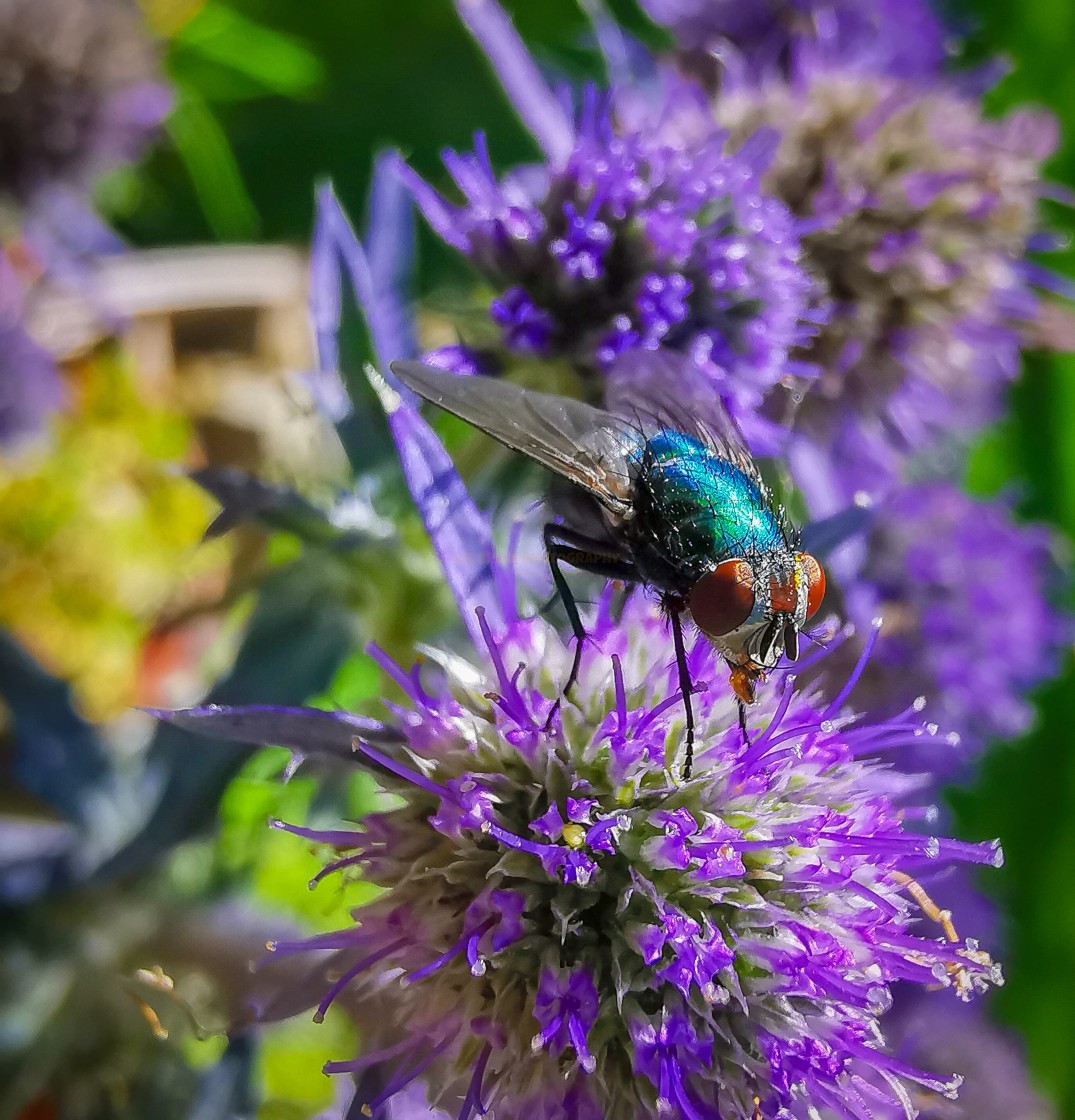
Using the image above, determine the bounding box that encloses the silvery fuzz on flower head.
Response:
[716,70,1058,506]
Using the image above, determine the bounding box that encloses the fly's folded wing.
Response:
[391,360,638,516]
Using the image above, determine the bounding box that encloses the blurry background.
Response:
[2,0,1074,1117]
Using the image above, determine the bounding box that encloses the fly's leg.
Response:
[729,663,761,749]
[542,523,636,733]
[668,607,696,781]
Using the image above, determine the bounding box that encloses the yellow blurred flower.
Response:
[0,345,224,720]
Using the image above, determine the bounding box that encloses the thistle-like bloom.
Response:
[841,483,1064,772]
[400,0,1060,497]
[639,0,948,84]
[715,67,1058,507]
[0,0,168,209]
[396,67,821,445]
[160,375,1003,1120]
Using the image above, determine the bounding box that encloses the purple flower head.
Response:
[640,0,948,85]
[396,75,822,445]
[163,382,1005,1120]
[0,253,64,450]
[841,483,1065,772]
[715,73,1060,506]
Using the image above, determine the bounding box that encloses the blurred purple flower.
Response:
[713,67,1059,507]
[0,252,63,450]
[640,0,948,84]
[0,0,169,209]
[841,483,1065,772]
[159,376,1006,1120]
[394,18,822,447]
[888,996,1056,1120]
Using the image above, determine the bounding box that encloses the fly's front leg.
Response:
[728,663,760,749]
[667,605,697,781]
[542,523,636,733]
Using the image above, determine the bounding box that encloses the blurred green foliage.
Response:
[103,0,1075,1112]
[123,0,570,249]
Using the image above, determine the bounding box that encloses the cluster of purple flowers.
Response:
[398,80,821,445]
[717,58,1057,507]
[0,0,167,209]
[638,0,948,83]
[842,483,1063,774]
[677,0,1068,761]
[0,0,168,454]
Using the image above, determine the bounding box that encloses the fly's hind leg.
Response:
[542,523,637,733]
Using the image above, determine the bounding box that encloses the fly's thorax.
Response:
[626,429,785,594]
[688,550,827,676]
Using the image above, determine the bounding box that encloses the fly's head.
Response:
[686,551,826,700]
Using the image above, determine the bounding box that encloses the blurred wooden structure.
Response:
[26,245,341,478]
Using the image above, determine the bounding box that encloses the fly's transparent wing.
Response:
[603,349,763,486]
[390,360,638,515]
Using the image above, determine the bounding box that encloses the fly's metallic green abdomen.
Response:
[628,430,785,591]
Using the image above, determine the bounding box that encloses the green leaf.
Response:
[259,1015,355,1117]
[166,84,260,239]
[175,1,324,99]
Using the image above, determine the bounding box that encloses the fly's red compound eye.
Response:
[797,553,826,621]
[688,559,756,637]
